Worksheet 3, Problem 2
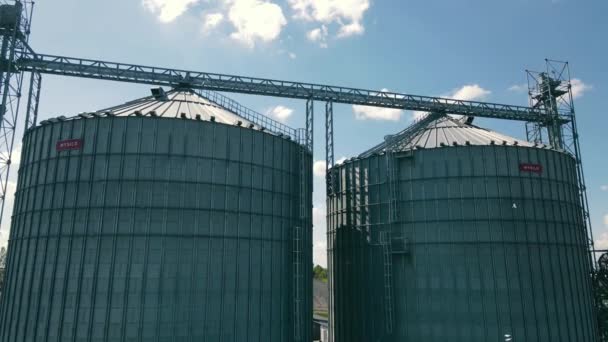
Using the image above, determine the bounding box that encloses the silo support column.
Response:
[306,98,314,152]
[24,71,41,129]
[325,101,334,192]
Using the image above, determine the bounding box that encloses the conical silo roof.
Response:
[95,88,257,127]
[360,114,534,157]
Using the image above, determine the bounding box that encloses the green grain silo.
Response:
[0,88,312,342]
[327,114,597,342]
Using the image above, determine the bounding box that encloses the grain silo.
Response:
[327,114,598,342]
[0,88,312,342]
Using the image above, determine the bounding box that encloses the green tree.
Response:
[313,265,328,282]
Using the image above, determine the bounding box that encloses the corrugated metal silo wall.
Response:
[328,145,598,342]
[0,116,312,342]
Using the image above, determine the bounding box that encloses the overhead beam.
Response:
[15,52,568,124]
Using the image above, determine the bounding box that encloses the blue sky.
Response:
[1,0,606,266]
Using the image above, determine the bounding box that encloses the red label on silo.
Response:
[519,163,542,174]
[56,139,83,151]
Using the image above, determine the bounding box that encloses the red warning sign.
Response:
[519,163,543,174]
[56,139,83,152]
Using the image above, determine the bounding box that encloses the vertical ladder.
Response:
[380,231,394,333]
[293,98,312,341]
[293,225,302,341]
[382,151,398,333]
[293,143,307,341]
[386,151,399,229]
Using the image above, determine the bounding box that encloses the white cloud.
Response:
[352,88,403,121]
[335,156,347,165]
[445,85,491,120]
[142,0,200,23]
[9,144,21,168]
[508,84,527,93]
[597,231,608,250]
[313,157,347,179]
[307,25,328,48]
[202,12,224,32]
[227,0,287,48]
[289,0,370,39]
[601,185,608,191]
[337,21,364,38]
[605,214,608,227]
[448,84,491,102]
[571,78,592,99]
[313,160,326,178]
[288,52,297,59]
[353,106,402,121]
[410,84,491,121]
[266,105,293,123]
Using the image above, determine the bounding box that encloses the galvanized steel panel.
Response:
[328,145,597,342]
[0,116,312,342]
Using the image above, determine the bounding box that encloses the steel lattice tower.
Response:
[0,0,37,229]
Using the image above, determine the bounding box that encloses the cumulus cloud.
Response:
[601,185,608,191]
[227,0,287,47]
[142,0,200,23]
[337,21,364,37]
[448,84,491,102]
[313,157,348,178]
[411,84,491,121]
[8,144,21,168]
[313,160,326,178]
[202,12,224,32]
[597,231,608,251]
[266,105,293,123]
[289,0,370,41]
[570,78,592,99]
[353,106,402,121]
[307,25,328,48]
[352,88,403,121]
[148,0,287,47]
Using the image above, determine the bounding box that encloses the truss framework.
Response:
[15,52,566,124]
[0,0,34,228]
[526,60,595,270]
